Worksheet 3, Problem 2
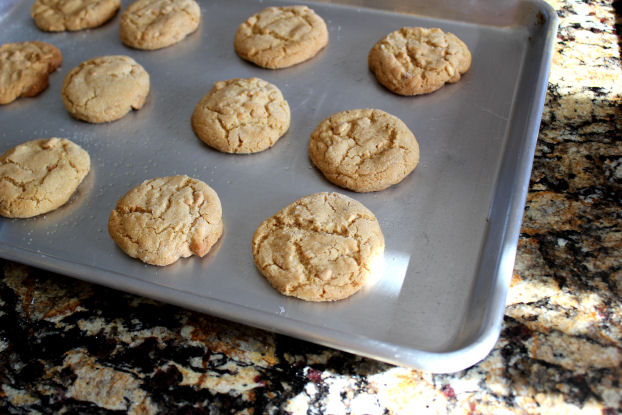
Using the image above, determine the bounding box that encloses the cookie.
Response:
[61,55,150,123]
[119,0,201,50]
[234,5,329,69]
[0,138,91,218]
[191,78,290,154]
[31,0,121,32]
[108,175,223,266]
[308,109,420,192]
[0,41,62,105]
[368,27,471,96]
[252,192,385,302]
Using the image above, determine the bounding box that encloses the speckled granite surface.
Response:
[1,0,620,413]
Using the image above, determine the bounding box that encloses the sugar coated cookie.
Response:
[308,109,420,192]
[119,0,201,50]
[252,192,385,302]
[191,78,290,154]
[234,5,328,69]
[0,41,62,105]
[0,138,91,218]
[368,27,471,96]
[61,55,150,123]
[31,0,121,32]
[108,175,223,266]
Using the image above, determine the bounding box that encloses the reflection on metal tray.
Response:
[0,0,556,372]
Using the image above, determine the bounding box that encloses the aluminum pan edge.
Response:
[444,0,559,369]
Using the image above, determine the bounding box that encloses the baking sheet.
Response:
[0,0,557,372]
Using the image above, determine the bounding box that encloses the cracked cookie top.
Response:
[0,41,62,105]
[308,109,420,192]
[252,192,385,302]
[234,5,329,69]
[368,27,471,96]
[0,138,91,218]
[31,0,121,32]
[61,55,150,123]
[119,0,201,50]
[191,77,290,154]
[108,175,223,266]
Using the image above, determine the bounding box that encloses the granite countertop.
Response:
[1,0,620,413]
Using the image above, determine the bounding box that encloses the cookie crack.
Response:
[63,154,83,175]
[117,205,152,216]
[347,212,374,228]
[320,115,410,179]
[213,114,231,142]
[247,12,306,46]
[81,90,99,110]
[157,176,192,217]
[287,234,360,296]
[214,113,280,148]
[117,226,142,250]
[386,30,443,74]
[271,207,355,241]
[0,174,28,191]
[2,157,36,175]
[180,7,198,22]
[253,223,276,265]
[1,155,70,189]
[299,14,316,32]
[153,221,185,237]
[33,1,67,22]
[293,238,313,273]
[188,214,203,236]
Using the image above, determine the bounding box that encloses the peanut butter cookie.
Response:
[0,41,62,105]
[108,175,223,266]
[61,55,150,123]
[31,0,121,32]
[191,77,290,154]
[368,27,471,96]
[234,5,329,69]
[252,192,385,302]
[0,138,91,218]
[119,0,201,50]
[308,109,420,192]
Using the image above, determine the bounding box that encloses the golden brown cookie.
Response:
[0,138,91,218]
[234,5,329,69]
[108,175,223,266]
[191,78,290,154]
[308,109,420,192]
[31,0,121,32]
[119,0,201,50]
[0,41,62,105]
[61,55,150,123]
[368,27,471,96]
[252,192,385,302]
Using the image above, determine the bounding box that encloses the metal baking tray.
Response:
[0,0,556,372]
